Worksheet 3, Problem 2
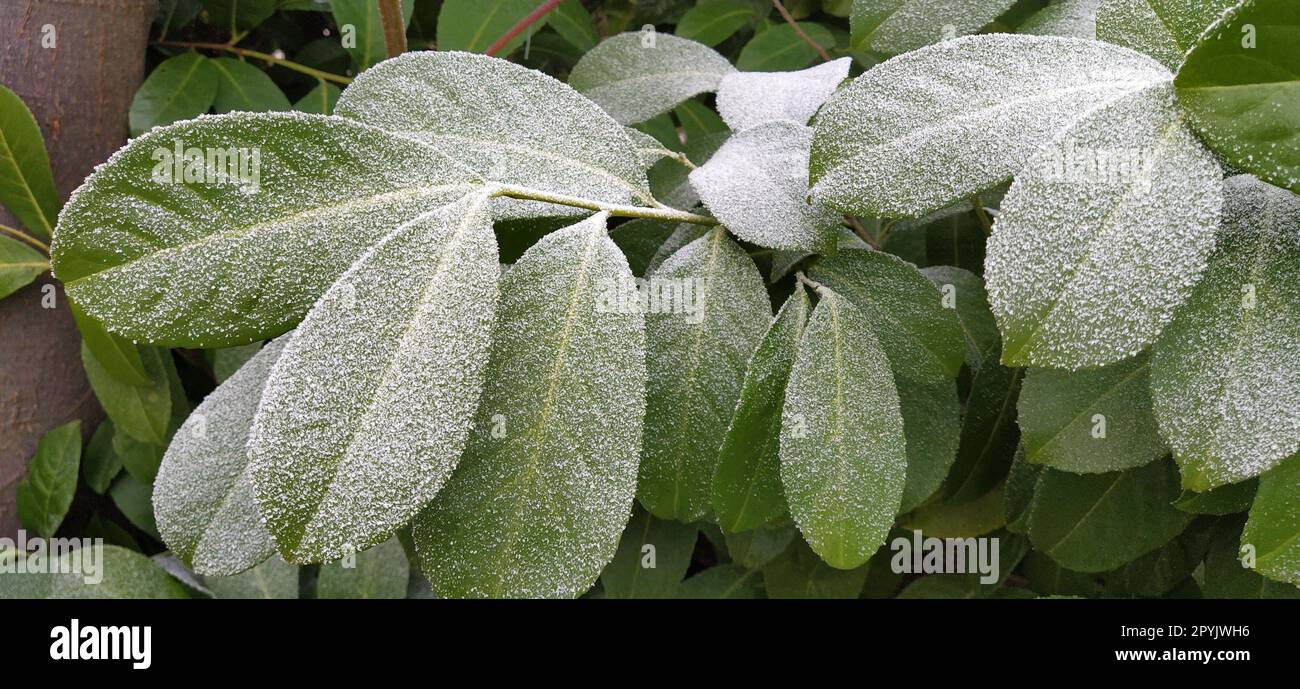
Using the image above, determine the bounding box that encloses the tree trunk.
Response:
[0,0,156,537]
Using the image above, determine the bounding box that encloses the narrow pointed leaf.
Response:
[69,299,150,386]
[81,420,121,495]
[15,421,81,539]
[0,84,59,238]
[569,33,736,125]
[676,0,756,47]
[81,342,171,446]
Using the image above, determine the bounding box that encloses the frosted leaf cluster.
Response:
[1018,0,1098,39]
[851,0,1018,55]
[1097,0,1238,70]
[569,32,735,125]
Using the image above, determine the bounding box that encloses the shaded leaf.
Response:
[600,506,699,598]
[851,0,1018,55]
[318,538,409,599]
[210,58,292,113]
[0,84,59,238]
[0,235,46,301]
[1241,453,1300,585]
[205,554,298,599]
[81,342,170,446]
[15,421,81,538]
[737,22,835,72]
[127,52,219,136]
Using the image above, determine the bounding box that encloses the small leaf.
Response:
[676,0,756,47]
[154,339,286,575]
[127,52,219,136]
[690,121,841,253]
[1241,453,1300,586]
[851,0,1018,55]
[712,285,811,533]
[600,506,699,599]
[112,428,164,484]
[677,565,762,598]
[1019,0,1099,39]
[570,32,735,125]
[250,193,499,564]
[1019,353,1166,473]
[944,358,1023,503]
[763,537,869,598]
[330,0,414,70]
[1097,0,1238,70]
[16,421,81,538]
[206,554,298,599]
[436,0,540,54]
[68,299,150,386]
[318,538,409,599]
[210,57,292,113]
[1174,479,1257,515]
[639,227,771,522]
[412,213,646,598]
[0,84,59,238]
[715,57,851,132]
[81,420,121,495]
[81,342,171,446]
[291,83,340,115]
[550,0,600,52]
[781,288,908,569]
[1151,176,1300,489]
[0,234,46,301]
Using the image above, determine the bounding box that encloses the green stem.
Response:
[488,184,718,226]
[971,198,993,237]
[0,223,51,254]
[154,42,353,85]
[795,271,826,293]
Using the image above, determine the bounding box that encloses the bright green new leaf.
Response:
[81,342,170,446]
[15,421,81,539]
[0,84,60,238]
[128,52,219,136]
[318,537,409,599]
[570,32,736,125]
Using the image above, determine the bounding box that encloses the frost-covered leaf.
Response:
[249,193,499,564]
[770,226,869,283]
[127,52,218,136]
[810,35,1171,218]
[781,288,907,569]
[1241,454,1300,586]
[52,112,476,348]
[676,0,756,47]
[716,58,851,133]
[985,82,1222,368]
[154,339,285,576]
[205,554,297,599]
[569,32,735,125]
[318,537,409,599]
[1019,0,1098,39]
[413,213,645,598]
[335,51,653,212]
[15,421,81,539]
[809,248,965,383]
[212,342,262,383]
[1150,176,1300,490]
[763,537,870,598]
[1018,353,1166,473]
[81,342,171,446]
[0,235,46,301]
[736,22,836,72]
[1175,0,1300,194]
[1202,516,1300,598]
[0,83,59,238]
[1097,0,1237,70]
[921,266,1000,369]
[639,227,771,522]
[645,224,709,276]
[46,546,189,599]
[851,0,1018,55]
[1026,458,1193,572]
[600,506,699,599]
[690,121,841,253]
[712,285,810,533]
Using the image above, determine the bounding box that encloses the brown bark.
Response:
[0,0,156,536]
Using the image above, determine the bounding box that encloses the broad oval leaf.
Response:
[851,0,1018,55]
[127,52,219,136]
[985,82,1222,368]
[318,537,409,599]
[413,213,646,598]
[52,112,476,348]
[569,32,736,125]
[638,227,771,522]
[210,57,291,113]
[1097,0,1237,70]
[249,192,499,563]
[1241,454,1300,586]
[53,546,190,599]
[436,0,539,54]
[1150,175,1300,489]
[781,289,908,569]
[715,57,851,132]
[15,421,81,539]
[810,35,1170,217]
[154,338,286,576]
[68,299,150,386]
[81,342,171,446]
[0,84,60,238]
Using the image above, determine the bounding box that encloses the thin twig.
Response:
[154,42,353,84]
[794,271,826,293]
[843,215,878,249]
[970,198,993,237]
[486,0,564,57]
[771,0,831,62]
[378,0,408,58]
[489,183,718,226]
[0,223,51,254]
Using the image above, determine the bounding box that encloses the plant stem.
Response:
[843,215,878,249]
[154,42,353,85]
[489,184,718,226]
[378,0,408,58]
[970,198,993,236]
[0,223,51,254]
[486,0,564,57]
[771,0,831,62]
[795,271,826,293]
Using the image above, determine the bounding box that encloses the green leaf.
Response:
[570,32,736,125]
[676,0,755,46]
[1098,0,1238,70]
[1,545,190,599]
[763,538,869,598]
[1105,516,1216,596]
[609,218,677,277]
[110,472,161,540]
[81,342,171,446]
[250,193,499,564]
[1019,0,1099,39]
[943,357,1023,503]
[1003,447,1040,533]
[1174,479,1257,515]
[436,0,541,55]
[81,420,121,495]
[112,428,164,484]
[330,0,414,71]
[53,112,476,348]
[715,58,851,132]
[202,0,278,34]
[985,82,1222,368]
[809,248,965,383]
[127,52,219,137]
[712,285,810,533]
[550,0,600,52]
[206,555,298,599]
[851,0,1018,55]
[736,22,835,72]
[600,506,699,598]
[156,0,204,40]
[15,421,81,538]
[903,483,1007,537]
[210,58,292,113]
[0,234,46,301]
[412,214,646,598]
[921,266,1000,369]
[1202,516,1300,598]
[0,84,59,238]
[886,202,988,277]
[1018,353,1166,473]
[1020,550,1100,596]
[1026,458,1194,572]
[69,299,150,386]
[781,288,907,569]
[318,538,409,599]
[211,341,262,383]
[725,526,798,569]
[1151,176,1300,490]
[638,227,771,521]
[335,51,652,212]
[291,82,340,115]
[895,377,961,512]
[677,565,762,598]
[810,35,1171,218]
[1241,453,1300,585]
[154,339,285,575]
[1174,0,1299,192]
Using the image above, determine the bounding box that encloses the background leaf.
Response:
[128,52,219,136]
[599,506,699,598]
[318,538,409,599]
[1098,0,1238,70]
[81,342,171,446]
[0,234,46,301]
[676,0,756,46]
[15,421,81,538]
[0,84,60,238]
[736,22,835,72]
[210,57,292,113]
[436,0,541,55]
[570,32,735,125]
[205,554,298,599]
[330,0,414,71]
[1241,454,1300,585]
[851,0,1018,55]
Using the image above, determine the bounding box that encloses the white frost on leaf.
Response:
[569,32,736,125]
[984,81,1223,369]
[689,121,842,253]
[1096,0,1238,70]
[851,0,1019,55]
[1151,175,1300,490]
[248,191,500,564]
[1019,0,1098,39]
[810,34,1171,218]
[153,338,287,576]
[715,58,852,132]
